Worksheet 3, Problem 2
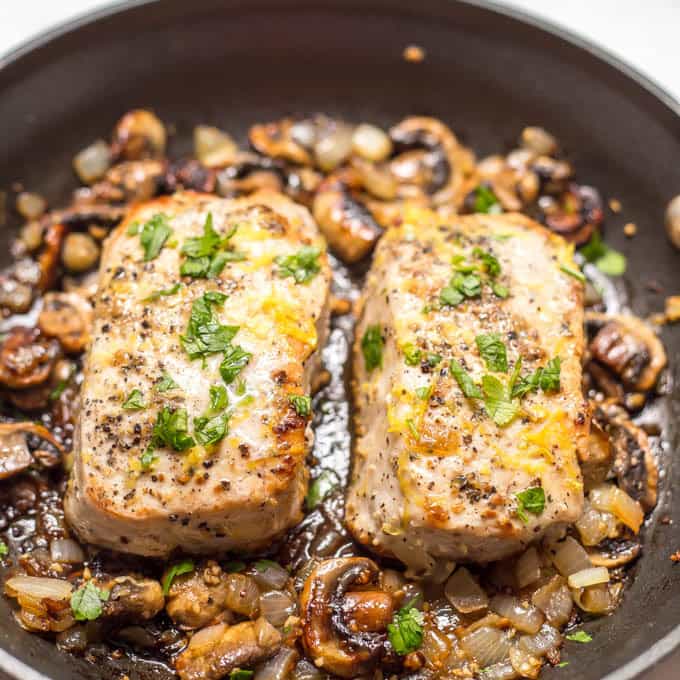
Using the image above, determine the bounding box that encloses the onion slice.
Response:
[567,566,610,589]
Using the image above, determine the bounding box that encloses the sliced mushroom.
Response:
[90,159,166,203]
[389,116,477,209]
[38,292,94,354]
[175,617,281,680]
[162,159,216,194]
[587,312,667,393]
[313,173,383,263]
[540,184,602,245]
[111,109,166,161]
[98,575,164,622]
[586,537,641,568]
[578,415,614,490]
[0,422,64,480]
[216,153,287,197]
[0,327,59,389]
[300,557,392,678]
[595,403,658,511]
[249,118,314,165]
[37,222,66,292]
[0,275,34,314]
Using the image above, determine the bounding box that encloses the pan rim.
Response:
[0,1,678,679]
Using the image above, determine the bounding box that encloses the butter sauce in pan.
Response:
[0,111,672,680]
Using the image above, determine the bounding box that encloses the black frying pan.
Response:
[1,1,679,678]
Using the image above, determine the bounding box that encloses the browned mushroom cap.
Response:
[162,159,216,194]
[540,183,603,245]
[389,117,477,209]
[98,575,164,622]
[175,617,281,680]
[587,312,667,393]
[586,537,641,568]
[0,327,60,389]
[216,153,287,198]
[0,422,64,479]
[90,159,166,203]
[38,292,94,354]
[249,118,314,165]
[111,109,167,161]
[579,415,614,490]
[300,557,392,678]
[596,402,658,511]
[313,173,382,263]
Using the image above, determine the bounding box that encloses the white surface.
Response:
[0,0,679,102]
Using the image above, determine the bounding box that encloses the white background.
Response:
[1,0,679,101]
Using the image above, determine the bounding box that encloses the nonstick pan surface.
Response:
[0,1,679,678]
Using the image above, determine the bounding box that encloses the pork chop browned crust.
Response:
[65,191,331,557]
[346,209,588,571]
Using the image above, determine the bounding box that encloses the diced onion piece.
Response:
[5,576,73,602]
[254,647,299,680]
[489,594,544,634]
[478,661,518,680]
[314,126,353,171]
[259,590,296,627]
[575,502,618,546]
[567,567,610,589]
[16,192,46,220]
[518,623,562,657]
[445,567,489,614]
[291,659,324,680]
[572,582,613,614]
[224,574,260,617]
[73,140,111,184]
[252,561,289,590]
[531,576,573,628]
[549,536,592,576]
[515,547,541,589]
[589,484,644,533]
[421,626,453,667]
[193,126,238,168]
[382,569,407,594]
[352,124,393,162]
[509,645,542,679]
[50,538,85,564]
[354,159,397,200]
[460,626,511,668]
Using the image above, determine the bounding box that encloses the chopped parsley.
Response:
[557,662,570,668]
[122,389,146,410]
[565,630,592,644]
[415,385,432,401]
[560,263,586,283]
[450,359,482,399]
[387,598,424,655]
[181,292,238,360]
[137,213,172,261]
[472,184,502,214]
[440,247,507,307]
[402,343,421,366]
[290,394,312,418]
[275,246,322,284]
[139,448,158,471]
[0,541,8,557]
[144,282,182,302]
[229,670,253,680]
[150,407,195,452]
[424,352,442,367]
[361,324,384,372]
[482,374,520,426]
[155,372,179,392]
[180,214,243,279]
[405,418,419,440]
[209,384,229,411]
[491,281,509,298]
[580,230,626,276]
[220,344,252,384]
[515,486,546,523]
[194,411,229,446]
[511,357,561,398]
[475,333,508,372]
[71,581,110,621]
[472,247,501,277]
[49,374,73,401]
[162,560,195,595]
[306,469,340,509]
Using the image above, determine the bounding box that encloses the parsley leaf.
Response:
[122,389,146,410]
[71,581,110,621]
[151,407,195,452]
[557,662,570,668]
[155,372,179,392]
[475,333,508,372]
[450,359,483,399]
[580,230,626,276]
[439,284,464,307]
[220,344,252,384]
[511,357,561,398]
[388,599,424,655]
[275,246,321,284]
[139,448,158,471]
[402,343,422,366]
[209,384,229,411]
[180,214,242,279]
[162,560,195,595]
[182,213,224,258]
[361,325,384,372]
[473,185,502,214]
[289,394,312,418]
[565,630,592,644]
[472,247,501,277]
[440,272,482,307]
[0,541,8,556]
[229,670,253,680]
[144,282,182,302]
[482,374,519,426]
[137,213,172,261]
[491,280,509,298]
[415,385,432,401]
[560,263,586,283]
[515,486,546,523]
[306,469,340,509]
[181,292,238,360]
[424,352,442,367]
[194,412,229,446]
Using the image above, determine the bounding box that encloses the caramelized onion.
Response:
[50,539,85,564]
[445,567,488,614]
[254,647,299,680]
[259,590,296,627]
[531,576,573,628]
[589,483,644,533]
[5,575,73,601]
[548,536,592,576]
[567,567,609,589]
[252,561,289,590]
[515,547,541,589]
[518,624,562,657]
[489,594,544,634]
[460,626,512,668]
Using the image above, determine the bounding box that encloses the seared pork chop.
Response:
[65,191,331,556]
[346,209,587,571]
